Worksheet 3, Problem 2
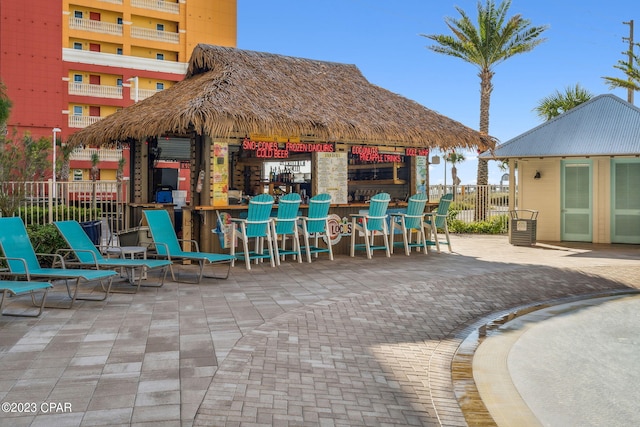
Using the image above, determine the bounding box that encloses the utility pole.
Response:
[623,20,634,104]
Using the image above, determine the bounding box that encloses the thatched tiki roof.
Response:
[67,44,493,150]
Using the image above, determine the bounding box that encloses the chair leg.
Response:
[325,219,334,261]
[432,225,441,253]
[230,227,237,267]
[301,222,312,263]
[363,220,372,259]
[266,229,276,267]
[350,218,357,257]
[1,288,50,317]
[443,222,452,252]
[383,223,391,258]
[389,221,396,254]
[420,226,428,254]
[294,229,303,263]
[241,225,251,270]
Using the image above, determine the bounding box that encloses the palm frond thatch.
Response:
[67,44,493,150]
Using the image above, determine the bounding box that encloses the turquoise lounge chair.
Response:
[0,217,117,309]
[54,220,171,293]
[299,193,334,263]
[143,209,234,283]
[424,193,454,252]
[271,193,302,264]
[0,280,53,317]
[350,192,391,259]
[230,194,276,270]
[389,193,429,256]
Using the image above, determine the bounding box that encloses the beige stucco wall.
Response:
[515,156,613,243]
[516,158,561,241]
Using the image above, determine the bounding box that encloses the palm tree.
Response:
[422,0,548,220]
[447,151,465,200]
[534,84,593,121]
[446,151,465,185]
[602,42,640,103]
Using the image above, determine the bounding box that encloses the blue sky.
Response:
[237,0,636,184]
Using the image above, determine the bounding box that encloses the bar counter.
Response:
[183,201,437,256]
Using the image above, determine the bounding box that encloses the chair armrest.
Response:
[148,242,172,260]
[36,252,67,268]
[178,238,200,252]
[0,256,32,279]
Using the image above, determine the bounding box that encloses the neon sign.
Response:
[242,138,334,158]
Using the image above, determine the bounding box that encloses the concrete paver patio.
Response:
[0,234,638,426]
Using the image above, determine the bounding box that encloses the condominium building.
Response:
[0,0,236,181]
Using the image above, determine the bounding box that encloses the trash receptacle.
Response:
[509,210,538,246]
[80,220,102,246]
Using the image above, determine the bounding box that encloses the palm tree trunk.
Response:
[475,69,493,221]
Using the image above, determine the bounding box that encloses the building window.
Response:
[74,74,83,83]
[73,42,83,50]
[156,82,164,91]
[156,23,165,31]
[117,78,123,87]
[156,53,164,60]
[74,11,83,19]
[116,47,123,55]
[117,17,123,25]
[73,106,83,116]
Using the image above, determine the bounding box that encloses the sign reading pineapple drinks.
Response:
[212,142,229,206]
[315,152,348,205]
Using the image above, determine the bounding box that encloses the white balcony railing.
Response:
[131,0,180,14]
[69,17,123,36]
[130,26,179,44]
[69,147,123,162]
[68,115,103,128]
[131,88,161,101]
[99,0,123,4]
[69,83,123,99]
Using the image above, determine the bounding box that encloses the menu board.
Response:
[212,142,229,206]
[314,152,348,204]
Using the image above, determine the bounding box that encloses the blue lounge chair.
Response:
[299,193,334,263]
[424,193,454,252]
[0,217,117,309]
[143,209,234,283]
[350,193,391,259]
[271,193,302,264]
[0,280,53,317]
[230,194,276,270]
[389,193,429,256]
[54,220,171,293]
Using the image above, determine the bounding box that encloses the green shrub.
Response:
[448,214,508,234]
[26,224,68,267]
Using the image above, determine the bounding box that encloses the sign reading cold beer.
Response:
[241,138,334,158]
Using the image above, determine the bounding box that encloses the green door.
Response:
[561,160,592,242]
[611,159,640,244]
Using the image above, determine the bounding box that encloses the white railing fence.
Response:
[0,180,130,244]
[429,184,512,232]
[1,182,512,240]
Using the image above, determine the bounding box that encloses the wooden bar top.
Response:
[188,201,438,211]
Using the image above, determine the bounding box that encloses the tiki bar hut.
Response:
[67,44,492,253]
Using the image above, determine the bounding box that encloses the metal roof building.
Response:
[485,94,640,159]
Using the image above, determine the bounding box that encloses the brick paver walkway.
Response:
[0,235,638,426]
